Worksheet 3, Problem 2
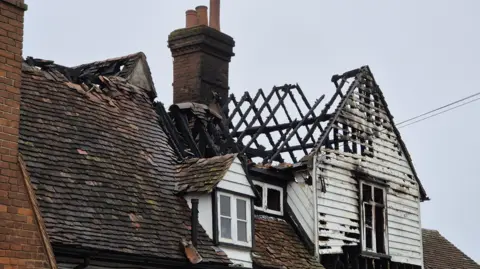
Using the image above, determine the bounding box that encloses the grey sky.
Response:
[24,0,480,261]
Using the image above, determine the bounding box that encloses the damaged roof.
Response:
[175,153,237,194]
[422,229,480,269]
[19,53,229,265]
[253,215,324,269]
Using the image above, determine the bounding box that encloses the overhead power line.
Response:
[398,96,480,129]
[396,91,480,129]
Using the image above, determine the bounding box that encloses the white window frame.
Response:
[217,191,252,247]
[253,181,283,216]
[359,181,388,254]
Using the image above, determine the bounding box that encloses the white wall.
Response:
[221,245,253,268]
[287,174,315,243]
[185,193,213,238]
[217,157,255,197]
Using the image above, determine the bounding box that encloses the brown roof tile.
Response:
[422,229,479,269]
[253,215,324,269]
[19,54,229,265]
[175,154,237,194]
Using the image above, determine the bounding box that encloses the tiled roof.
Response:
[253,215,324,269]
[422,229,480,269]
[175,154,237,194]
[18,53,229,265]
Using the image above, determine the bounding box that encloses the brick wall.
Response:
[0,1,54,268]
[168,25,235,106]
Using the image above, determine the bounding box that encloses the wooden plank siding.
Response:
[287,181,315,243]
[312,88,423,266]
[217,158,255,197]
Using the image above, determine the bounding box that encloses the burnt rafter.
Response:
[227,84,327,164]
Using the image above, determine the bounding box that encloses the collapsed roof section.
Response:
[226,84,326,164]
[158,65,427,199]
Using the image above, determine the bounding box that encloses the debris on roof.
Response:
[181,238,203,265]
[19,54,231,265]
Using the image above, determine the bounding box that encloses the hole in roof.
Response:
[119,65,125,71]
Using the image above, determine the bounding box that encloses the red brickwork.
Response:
[0,1,53,268]
[168,25,235,106]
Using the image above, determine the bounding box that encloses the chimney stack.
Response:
[0,1,56,269]
[209,0,220,31]
[168,0,235,106]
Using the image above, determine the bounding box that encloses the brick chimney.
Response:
[0,1,56,268]
[168,0,235,106]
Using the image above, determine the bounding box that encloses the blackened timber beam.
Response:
[313,72,363,152]
[230,115,330,137]
[301,75,349,148]
[240,86,291,158]
[232,90,263,134]
[226,93,247,127]
[236,87,278,142]
[229,93,263,150]
[155,103,185,159]
[241,91,278,152]
[264,124,293,163]
[275,88,308,156]
[170,106,202,157]
[195,120,219,157]
[295,84,325,135]
[268,95,325,163]
[288,85,318,144]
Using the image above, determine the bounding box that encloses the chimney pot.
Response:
[209,0,220,31]
[196,6,208,26]
[186,10,198,28]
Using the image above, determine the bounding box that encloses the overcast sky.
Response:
[24,0,479,262]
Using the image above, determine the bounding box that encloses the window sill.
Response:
[361,251,391,260]
[218,241,252,250]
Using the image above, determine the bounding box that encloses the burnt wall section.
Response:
[313,67,423,266]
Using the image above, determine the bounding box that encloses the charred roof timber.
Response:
[226,84,326,164]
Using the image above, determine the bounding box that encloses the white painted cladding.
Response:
[315,133,423,265]
[184,157,254,268]
[217,158,255,197]
[287,179,315,243]
[288,86,424,266]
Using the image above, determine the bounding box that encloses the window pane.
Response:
[254,185,263,207]
[375,205,386,253]
[237,199,247,220]
[365,204,373,227]
[267,188,281,211]
[220,195,230,216]
[374,187,384,204]
[237,220,247,242]
[220,217,231,239]
[362,184,372,202]
[366,227,373,249]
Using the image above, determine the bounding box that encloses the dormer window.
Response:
[253,181,283,216]
[217,191,252,246]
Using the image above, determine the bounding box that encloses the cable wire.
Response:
[396,91,480,126]
[398,96,480,129]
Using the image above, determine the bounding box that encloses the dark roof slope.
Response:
[253,215,324,269]
[422,229,479,269]
[175,154,237,194]
[19,54,229,265]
